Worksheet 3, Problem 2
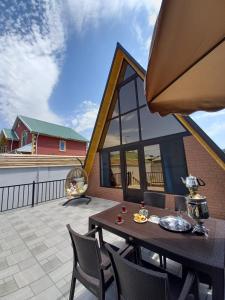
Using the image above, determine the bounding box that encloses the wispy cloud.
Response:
[66,0,161,33]
[0,0,66,126]
[193,109,225,120]
[192,110,225,149]
[71,100,99,138]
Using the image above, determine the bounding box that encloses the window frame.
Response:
[100,132,189,194]
[59,140,66,152]
[21,130,28,147]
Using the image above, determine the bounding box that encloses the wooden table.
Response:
[89,202,225,300]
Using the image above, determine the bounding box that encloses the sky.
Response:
[0,0,224,149]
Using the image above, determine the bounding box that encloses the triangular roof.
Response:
[13,115,88,142]
[2,129,19,141]
[84,43,225,174]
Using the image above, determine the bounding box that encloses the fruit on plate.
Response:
[133,213,147,223]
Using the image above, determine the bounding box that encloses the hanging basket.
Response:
[65,166,88,198]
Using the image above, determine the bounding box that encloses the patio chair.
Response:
[106,243,200,300]
[66,225,132,300]
[143,191,166,268]
[143,191,166,208]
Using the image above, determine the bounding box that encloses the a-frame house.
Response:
[84,43,225,219]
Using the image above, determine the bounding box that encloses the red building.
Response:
[0,115,88,156]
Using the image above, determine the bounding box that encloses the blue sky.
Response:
[0,0,224,149]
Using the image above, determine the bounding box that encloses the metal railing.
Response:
[146,171,164,186]
[0,179,66,212]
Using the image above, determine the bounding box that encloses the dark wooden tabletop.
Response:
[89,202,225,270]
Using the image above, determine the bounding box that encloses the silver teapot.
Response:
[181,174,205,190]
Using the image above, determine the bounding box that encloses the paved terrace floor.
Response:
[0,197,212,300]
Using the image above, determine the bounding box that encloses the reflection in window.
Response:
[112,99,119,118]
[124,64,136,80]
[144,144,164,191]
[136,77,146,106]
[121,111,139,144]
[103,118,120,148]
[101,151,121,188]
[119,80,137,114]
[125,149,140,189]
[140,106,186,141]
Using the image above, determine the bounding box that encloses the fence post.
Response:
[32,181,35,207]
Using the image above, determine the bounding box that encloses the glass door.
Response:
[122,146,144,203]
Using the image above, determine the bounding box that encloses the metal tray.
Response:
[159,216,192,232]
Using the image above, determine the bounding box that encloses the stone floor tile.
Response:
[42,256,62,273]
[30,285,62,300]
[18,257,36,270]
[0,258,8,271]
[0,265,20,280]
[1,286,34,300]
[14,264,45,285]
[30,275,53,295]
[49,261,72,283]
[30,243,48,256]
[0,278,18,297]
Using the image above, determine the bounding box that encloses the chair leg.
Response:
[99,288,105,300]
[159,255,163,267]
[163,256,167,269]
[69,276,76,300]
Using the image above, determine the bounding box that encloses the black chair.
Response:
[106,243,200,300]
[143,191,166,208]
[67,225,113,300]
[142,191,166,268]
[174,195,187,213]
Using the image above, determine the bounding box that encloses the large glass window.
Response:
[121,111,139,144]
[103,118,120,148]
[140,106,186,141]
[124,64,136,80]
[119,80,137,114]
[144,144,164,192]
[125,149,140,189]
[101,151,121,188]
[136,77,146,106]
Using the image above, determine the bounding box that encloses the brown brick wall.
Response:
[183,135,225,219]
[87,152,123,202]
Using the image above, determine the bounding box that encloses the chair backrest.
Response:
[67,224,101,279]
[106,244,170,300]
[174,195,187,212]
[143,191,166,209]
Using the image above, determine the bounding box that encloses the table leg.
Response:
[211,268,224,300]
[88,218,95,231]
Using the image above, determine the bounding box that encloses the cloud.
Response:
[0,0,66,126]
[193,109,225,120]
[192,110,225,149]
[66,0,161,33]
[71,100,99,136]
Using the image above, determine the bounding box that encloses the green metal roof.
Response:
[18,115,88,142]
[3,129,19,141]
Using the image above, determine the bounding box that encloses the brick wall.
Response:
[37,135,87,156]
[183,135,225,219]
[87,153,123,202]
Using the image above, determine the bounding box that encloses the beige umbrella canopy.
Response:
[145,0,225,116]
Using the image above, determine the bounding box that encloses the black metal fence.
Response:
[0,179,66,212]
